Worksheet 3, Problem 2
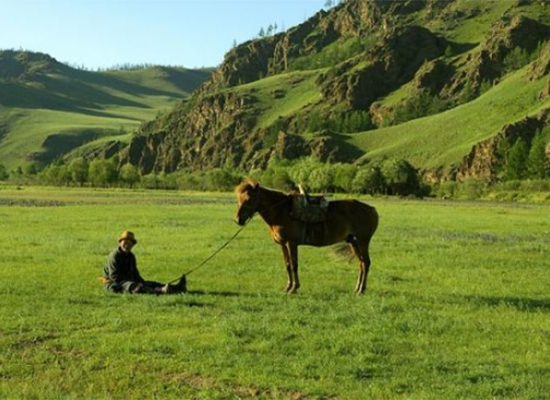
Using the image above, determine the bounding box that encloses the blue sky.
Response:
[0,0,326,70]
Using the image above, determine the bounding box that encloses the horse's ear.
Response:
[245,177,260,190]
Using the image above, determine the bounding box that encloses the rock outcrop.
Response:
[319,25,447,110]
[445,15,550,96]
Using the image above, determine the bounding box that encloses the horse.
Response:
[234,178,379,295]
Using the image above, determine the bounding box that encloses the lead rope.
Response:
[167,220,249,285]
[168,193,289,286]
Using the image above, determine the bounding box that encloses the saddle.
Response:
[290,186,329,223]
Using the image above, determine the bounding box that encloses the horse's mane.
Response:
[235,177,259,195]
[235,178,289,199]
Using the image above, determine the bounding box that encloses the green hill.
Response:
[122,0,550,183]
[0,50,212,169]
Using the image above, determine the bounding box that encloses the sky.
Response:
[0,0,326,70]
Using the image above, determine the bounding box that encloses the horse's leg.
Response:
[350,238,371,295]
[349,241,364,294]
[287,243,300,294]
[280,244,293,292]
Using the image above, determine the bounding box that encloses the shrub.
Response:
[434,181,458,198]
[68,158,88,187]
[0,164,9,181]
[520,179,550,192]
[308,165,335,192]
[204,168,242,192]
[381,159,421,196]
[457,178,489,200]
[261,167,294,191]
[352,165,386,195]
[119,163,140,188]
[504,138,529,180]
[332,163,357,193]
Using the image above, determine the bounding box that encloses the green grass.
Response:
[1,186,549,399]
[349,65,550,171]
[427,0,517,44]
[231,70,323,129]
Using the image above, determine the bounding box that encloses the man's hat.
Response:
[118,230,137,244]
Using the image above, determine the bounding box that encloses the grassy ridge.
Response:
[0,186,549,399]
[348,66,550,170]
[0,65,211,169]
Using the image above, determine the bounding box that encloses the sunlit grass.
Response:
[1,187,549,399]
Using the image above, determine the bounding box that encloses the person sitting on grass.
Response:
[101,230,186,294]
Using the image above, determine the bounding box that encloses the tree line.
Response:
[0,156,426,197]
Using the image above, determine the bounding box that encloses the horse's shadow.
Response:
[186,289,265,299]
[187,290,238,297]
[466,295,550,312]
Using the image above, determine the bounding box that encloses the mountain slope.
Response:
[122,0,550,182]
[0,50,212,169]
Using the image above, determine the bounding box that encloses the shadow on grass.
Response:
[187,289,265,299]
[467,295,550,312]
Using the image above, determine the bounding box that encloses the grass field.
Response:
[0,186,549,399]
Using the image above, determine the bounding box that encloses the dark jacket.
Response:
[103,247,144,291]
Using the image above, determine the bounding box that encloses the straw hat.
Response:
[118,230,137,244]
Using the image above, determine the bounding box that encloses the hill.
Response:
[121,0,550,182]
[0,50,212,170]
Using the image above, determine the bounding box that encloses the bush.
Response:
[0,164,9,181]
[261,168,294,191]
[352,165,386,195]
[174,171,202,191]
[332,163,357,193]
[204,169,242,192]
[288,158,323,186]
[381,159,421,196]
[434,181,458,198]
[456,178,489,200]
[308,165,335,192]
[520,179,550,192]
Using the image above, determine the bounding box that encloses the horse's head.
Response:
[234,178,260,226]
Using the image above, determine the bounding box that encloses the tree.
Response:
[89,159,118,187]
[527,130,549,179]
[308,165,335,192]
[381,159,421,196]
[40,165,70,185]
[120,163,140,188]
[504,46,530,71]
[204,168,241,191]
[504,137,529,180]
[24,164,37,176]
[0,164,8,180]
[352,165,386,194]
[68,158,88,186]
[332,163,357,193]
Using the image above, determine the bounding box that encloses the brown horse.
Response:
[234,178,379,295]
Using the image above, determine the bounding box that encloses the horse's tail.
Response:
[369,205,379,239]
[330,242,356,263]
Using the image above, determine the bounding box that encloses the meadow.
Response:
[0,185,549,399]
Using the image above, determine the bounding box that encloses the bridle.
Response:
[238,186,261,225]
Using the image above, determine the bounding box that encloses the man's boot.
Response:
[172,275,187,293]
